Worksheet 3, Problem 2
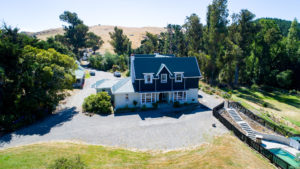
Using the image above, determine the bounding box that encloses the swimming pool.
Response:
[269,148,300,168]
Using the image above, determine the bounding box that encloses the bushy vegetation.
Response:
[135,0,300,91]
[89,51,128,71]
[0,26,77,131]
[48,155,87,169]
[57,11,103,59]
[152,102,158,109]
[173,101,180,108]
[82,92,112,114]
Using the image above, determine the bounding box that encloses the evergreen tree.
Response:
[109,27,132,55]
[183,13,204,55]
[205,0,229,84]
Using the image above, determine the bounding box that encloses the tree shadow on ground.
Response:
[114,104,211,120]
[0,107,78,146]
[262,91,300,109]
[236,88,281,111]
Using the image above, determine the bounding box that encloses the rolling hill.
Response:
[29,25,165,54]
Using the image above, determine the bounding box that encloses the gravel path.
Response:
[0,69,228,150]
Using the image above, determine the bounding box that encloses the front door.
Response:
[159,93,168,102]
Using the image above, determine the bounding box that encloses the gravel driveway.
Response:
[0,69,228,150]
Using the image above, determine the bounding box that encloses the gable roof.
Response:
[156,63,173,76]
[133,57,201,79]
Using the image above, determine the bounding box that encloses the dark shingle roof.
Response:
[133,57,201,79]
[133,54,156,58]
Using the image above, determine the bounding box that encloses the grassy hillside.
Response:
[31,25,165,54]
[0,134,274,169]
[199,81,300,134]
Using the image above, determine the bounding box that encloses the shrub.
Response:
[173,101,180,108]
[133,100,138,107]
[184,102,188,106]
[276,70,293,88]
[48,155,87,169]
[222,92,231,99]
[152,102,158,109]
[289,89,297,95]
[262,102,268,107]
[251,84,259,91]
[82,92,112,114]
[112,64,120,72]
[141,104,147,111]
[126,71,130,77]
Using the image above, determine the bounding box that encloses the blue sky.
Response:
[0,0,299,32]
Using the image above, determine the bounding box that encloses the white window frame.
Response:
[125,94,129,101]
[173,91,187,102]
[140,93,156,104]
[144,73,153,84]
[175,73,183,83]
[161,74,167,83]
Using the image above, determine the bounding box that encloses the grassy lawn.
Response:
[85,70,91,79]
[199,81,300,134]
[0,134,274,169]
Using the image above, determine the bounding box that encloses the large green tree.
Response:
[0,25,76,130]
[229,9,257,85]
[59,11,103,59]
[109,27,132,55]
[137,32,159,54]
[205,0,229,84]
[86,32,104,54]
[184,13,204,55]
[59,11,88,57]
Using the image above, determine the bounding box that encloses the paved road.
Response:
[0,69,228,150]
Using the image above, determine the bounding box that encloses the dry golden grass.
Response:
[0,134,275,169]
[34,25,165,54]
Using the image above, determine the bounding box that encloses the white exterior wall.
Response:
[114,92,140,109]
[186,88,198,103]
[113,88,199,109]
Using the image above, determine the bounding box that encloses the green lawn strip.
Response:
[209,85,300,135]
[85,71,91,79]
[0,135,274,169]
[231,94,300,135]
[0,143,151,169]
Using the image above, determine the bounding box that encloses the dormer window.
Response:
[161,74,167,83]
[144,73,153,84]
[175,72,183,82]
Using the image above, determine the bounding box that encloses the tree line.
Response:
[133,0,300,90]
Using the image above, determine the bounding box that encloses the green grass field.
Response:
[199,81,300,134]
[0,134,274,169]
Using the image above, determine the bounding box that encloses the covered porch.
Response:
[140,91,188,106]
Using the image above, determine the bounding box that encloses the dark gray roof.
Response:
[133,57,201,79]
[133,54,155,58]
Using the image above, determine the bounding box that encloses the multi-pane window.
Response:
[173,91,187,101]
[175,73,183,82]
[161,74,167,83]
[141,93,156,104]
[125,94,129,101]
[144,74,153,84]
